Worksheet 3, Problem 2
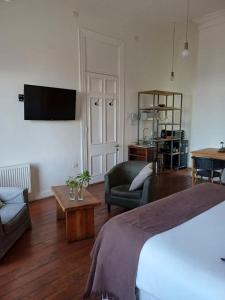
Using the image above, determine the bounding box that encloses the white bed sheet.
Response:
[136,200,225,300]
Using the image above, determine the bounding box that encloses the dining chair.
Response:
[193,157,224,184]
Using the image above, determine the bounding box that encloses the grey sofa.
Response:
[105,161,154,212]
[0,187,32,260]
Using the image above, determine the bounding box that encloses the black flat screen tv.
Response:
[24,84,76,120]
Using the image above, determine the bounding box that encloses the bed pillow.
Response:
[0,199,4,209]
[129,163,153,191]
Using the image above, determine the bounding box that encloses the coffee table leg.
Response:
[66,208,95,242]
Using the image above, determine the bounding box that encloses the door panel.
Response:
[86,38,118,75]
[90,154,103,177]
[89,77,103,94]
[89,97,103,145]
[105,78,117,94]
[106,152,117,173]
[105,98,117,143]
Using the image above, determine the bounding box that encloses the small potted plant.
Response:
[66,176,78,200]
[76,170,91,200]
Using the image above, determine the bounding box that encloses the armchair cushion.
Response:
[111,185,142,199]
[129,163,153,191]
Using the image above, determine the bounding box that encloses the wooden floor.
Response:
[0,170,192,300]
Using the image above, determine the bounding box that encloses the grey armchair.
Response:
[105,161,154,212]
[0,187,32,260]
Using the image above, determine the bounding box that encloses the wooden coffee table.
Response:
[52,186,101,242]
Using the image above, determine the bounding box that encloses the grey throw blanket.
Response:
[84,183,225,300]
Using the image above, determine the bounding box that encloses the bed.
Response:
[136,200,225,300]
[84,183,225,300]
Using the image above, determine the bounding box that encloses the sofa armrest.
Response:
[140,174,154,206]
[0,216,3,237]
[22,189,29,205]
[0,188,28,204]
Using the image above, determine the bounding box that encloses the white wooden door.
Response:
[87,72,122,182]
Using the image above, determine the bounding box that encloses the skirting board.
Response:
[29,190,53,202]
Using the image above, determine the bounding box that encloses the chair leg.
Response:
[211,170,214,183]
[107,203,111,213]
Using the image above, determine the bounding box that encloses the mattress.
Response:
[136,200,225,300]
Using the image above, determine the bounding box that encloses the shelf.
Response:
[138,90,182,96]
[139,106,181,112]
[154,138,181,142]
[137,89,186,170]
[128,154,146,158]
[130,144,155,149]
[164,152,180,156]
[159,123,181,126]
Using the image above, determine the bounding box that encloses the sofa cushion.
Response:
[111,185,142,199]
[0,203,26,224]
[129,163,153,191]
[0,187,25,204]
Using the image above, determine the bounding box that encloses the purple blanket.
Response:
[84,183,225,300]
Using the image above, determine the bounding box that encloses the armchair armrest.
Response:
[0,188,28,204]
[104,163,128,203]
[140,174,154,206]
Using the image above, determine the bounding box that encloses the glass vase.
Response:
[78,186,84,201]
[69,187,76,200]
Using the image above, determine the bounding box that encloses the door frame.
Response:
[78,28,125,172]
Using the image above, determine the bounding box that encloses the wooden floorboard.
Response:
[0,170,192,300]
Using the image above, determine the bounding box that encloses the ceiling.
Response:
[74,0,225,24]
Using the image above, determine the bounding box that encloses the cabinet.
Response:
[128,145,155,162]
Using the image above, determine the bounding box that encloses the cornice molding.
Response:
[194,9,225,31]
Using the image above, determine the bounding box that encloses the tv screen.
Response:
[24,84,76,120]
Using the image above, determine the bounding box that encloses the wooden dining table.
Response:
[191,148,225,185]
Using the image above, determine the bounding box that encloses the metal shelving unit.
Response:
[137,90,187,169]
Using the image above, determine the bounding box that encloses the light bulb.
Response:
[170,71,175,81]
[182,49,189,57]
[182,41,189,57]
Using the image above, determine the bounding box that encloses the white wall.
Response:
[0,0,81,199]
[191,11,225,152]
[0,0,198,199]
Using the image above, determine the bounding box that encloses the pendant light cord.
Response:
[171,22,176,72]
[185,0,190,42]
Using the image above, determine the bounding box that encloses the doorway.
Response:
[79,29,125,183]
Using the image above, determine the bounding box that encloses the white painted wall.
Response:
[0,0,198,199]
[191,11,225,152]
[0,0,83,199]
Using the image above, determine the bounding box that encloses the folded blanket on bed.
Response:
[84,183,225,300]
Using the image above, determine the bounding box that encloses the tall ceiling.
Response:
[74,0,225,24]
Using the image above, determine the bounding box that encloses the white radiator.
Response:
[0,164,31,193]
